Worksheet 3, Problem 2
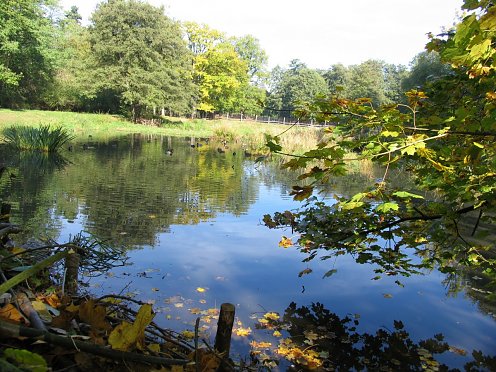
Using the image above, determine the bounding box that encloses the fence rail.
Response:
[215,113,329,127]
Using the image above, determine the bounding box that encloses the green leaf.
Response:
[376,202,399,213]
[3,348,47,372]
[392,191,424,199]
[473,141,484,148]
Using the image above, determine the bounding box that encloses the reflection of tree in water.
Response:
[253,302,496,371]
[2,135,297,249]
[0,148,69,240]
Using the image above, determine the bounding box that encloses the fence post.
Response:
[240,113,243,121]
[215,303,235,368]
[227,112,229,120]
[268,116,270,124]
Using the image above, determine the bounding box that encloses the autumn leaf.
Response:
[108,303,155,351]
[79,300,111,332]
[181,330,195,339]
[298,268,313,277]
[279,236,293,248]
[196,287,206,293]
[0,303,27,324]
[263,312,279,321]
[234,327,252,337]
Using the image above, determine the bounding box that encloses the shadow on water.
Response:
[251,302,496,371]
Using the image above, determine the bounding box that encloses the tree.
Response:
[323,64,350,94]
[401,51,453,91]
[184,22,264,115]
[268,60,329,117]
[0,0,57,107]
[88,0,194,120]
[232,35,268,86]
[264,0,496,282]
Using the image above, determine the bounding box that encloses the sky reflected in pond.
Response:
[1,134,495,367]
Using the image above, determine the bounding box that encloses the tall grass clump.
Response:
[2,125,74,153]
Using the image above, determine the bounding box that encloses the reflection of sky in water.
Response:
[59,184,496,367]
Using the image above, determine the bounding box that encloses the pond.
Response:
[1,133,495,369]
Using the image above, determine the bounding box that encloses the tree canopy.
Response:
[264,0,496,284]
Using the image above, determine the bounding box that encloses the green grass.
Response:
[0,109,323,152]
[2,125,75,153]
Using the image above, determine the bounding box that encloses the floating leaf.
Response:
[273,330,282,337]
[263,312,279,321]
[279,236,293,248]
[383,293,393,299]
[196,287,206,293]
[181,330,195,339]
[322,269,337,278]
[234,327,252,337]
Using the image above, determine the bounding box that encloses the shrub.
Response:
[2,125,74,153]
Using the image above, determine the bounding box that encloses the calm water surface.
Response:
[1,134,495,367]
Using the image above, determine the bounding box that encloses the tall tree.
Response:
[268,60,329,116]
[232,35,268,85]
[0,0,57,107]
[401,51,453,91]
[89,0,194,120]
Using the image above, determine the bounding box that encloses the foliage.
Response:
[89,0,195,121]
[267,60,329,116]
[264,0,496,282]
[2,125,74,153]
[402,51,453,91]
[185,22,266,115]
[0,0,57,107]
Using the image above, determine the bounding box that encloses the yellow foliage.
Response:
[108,304,155,351]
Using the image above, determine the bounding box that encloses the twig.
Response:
[0,319,189,366]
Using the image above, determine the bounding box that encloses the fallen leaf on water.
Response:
[174,303,184,308]
[278,236,293,248]
[199,299,207,304]
[273,330,282,337]
[250,341,272,349]
[234,327,252,337]
[181,330,195,339]
[189,308,202,314]
[196,287,206,293]
[151,288,160,292]
[383,293,393,299]
[263,312,279,321]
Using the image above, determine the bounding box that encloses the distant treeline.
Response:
[0,0,452,122]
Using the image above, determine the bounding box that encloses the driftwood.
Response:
[16,292,47,331]
[63,251,80,296]
[0,319,189,366]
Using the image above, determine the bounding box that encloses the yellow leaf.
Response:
[9,247,26,255]
[147,343,161,353]
[79,300,111,332]
[263,312,279,321]
[189,307,202,314]
[278,236,293,248]
[31,300,52,323]
[234,327,252,337]
[0,303,27,324]
[273,330,282,337]
[108,304,155,351]
[181,330,195,339]
[196,287,206,293]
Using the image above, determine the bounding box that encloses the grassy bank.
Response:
[0,109,323,153]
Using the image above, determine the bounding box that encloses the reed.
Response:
[2,125,75,153]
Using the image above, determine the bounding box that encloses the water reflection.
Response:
[1,134,495,369]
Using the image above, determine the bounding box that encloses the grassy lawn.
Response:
[0,109,324,152]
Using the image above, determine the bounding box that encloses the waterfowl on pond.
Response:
[217,147,225,153]
[166,149,173,155]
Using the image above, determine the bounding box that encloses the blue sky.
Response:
[60,0,463,69]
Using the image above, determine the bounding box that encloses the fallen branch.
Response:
[0,319,189,366]
[0,250,69,295]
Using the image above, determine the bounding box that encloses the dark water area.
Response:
[1,134,495,369]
